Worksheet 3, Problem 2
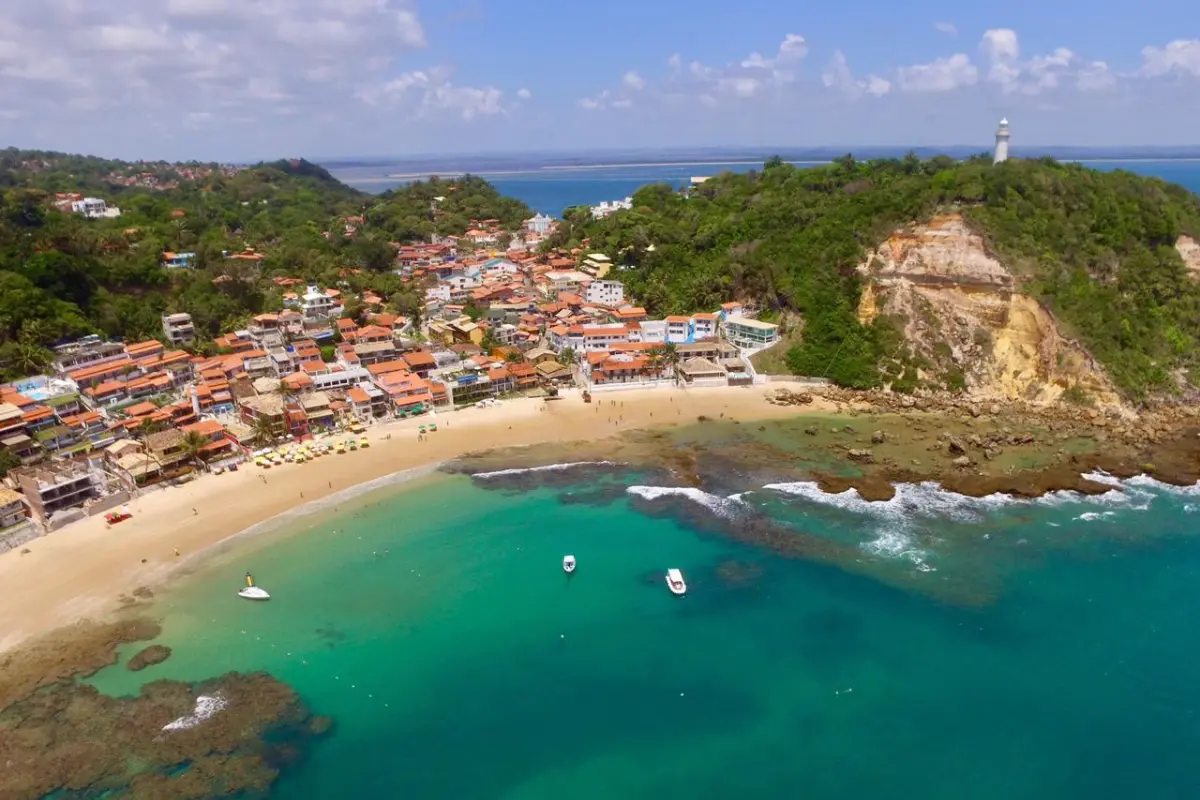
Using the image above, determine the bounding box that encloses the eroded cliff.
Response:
[857,214,1120,406]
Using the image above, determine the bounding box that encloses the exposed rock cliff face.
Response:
[1178,235,1200,278]
[858,213,1119,405]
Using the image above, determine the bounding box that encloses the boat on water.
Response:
[666,568,687,596]
[563,555,576,574]
[238,572,270,601]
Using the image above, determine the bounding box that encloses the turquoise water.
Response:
[338,160,1200,215]
[88,464,1200,799]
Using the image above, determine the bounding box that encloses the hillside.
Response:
[0,149,529,379]
[555,155,1200,401]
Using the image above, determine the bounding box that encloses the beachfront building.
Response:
[10,461,105,523]
[0,486,28,530]
[722,317,780,350]
[162,312,196,346]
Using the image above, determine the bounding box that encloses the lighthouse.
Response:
[994,117,1011,164]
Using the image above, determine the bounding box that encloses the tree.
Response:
[251,414,280,446]
[560,346,576,364]
[180,430,209,472]
[0,449,20,478]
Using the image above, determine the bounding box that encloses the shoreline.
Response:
[4,383,1199,655]
[0,386,830,654]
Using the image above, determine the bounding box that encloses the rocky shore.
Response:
[0,617,331,799]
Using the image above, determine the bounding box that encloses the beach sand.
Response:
[0,386,828,653]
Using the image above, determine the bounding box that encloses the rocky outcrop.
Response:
[127,644,172,671]
[858,213,1120,406]
[1178,235,1200,278]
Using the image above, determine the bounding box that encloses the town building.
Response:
[584,280,624,307]
[0,486,28,530]
[162,251,196,269]
[71,197,121,218]
[162,312,196,346]
[722,317,780,349]
[10,461,105,523]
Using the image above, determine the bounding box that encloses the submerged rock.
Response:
[128,644,172,671]
[0,619,332,800]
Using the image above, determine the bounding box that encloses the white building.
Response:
[525,213,555,235]
[584,280,625,307]
[665,316,691,344]
[591,197,633,219]
[580,324,631,352]
[637,320,667,344]
[71,197,121,218]
[301,285,337,321]
[692,313,719,340]
[994,117,1011,164]
[161,312,195,346]
[723,317,780,350]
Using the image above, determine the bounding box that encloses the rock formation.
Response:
[857,213,1119,405]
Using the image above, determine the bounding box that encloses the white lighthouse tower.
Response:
[993,117,1011,164]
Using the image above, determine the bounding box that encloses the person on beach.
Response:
[192,508,197,516]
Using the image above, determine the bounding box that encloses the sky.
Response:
[0,0,1198,162]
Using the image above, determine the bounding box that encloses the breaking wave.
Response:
[473,461,619,479]
[162,694,228,732]
[626,485,748,518]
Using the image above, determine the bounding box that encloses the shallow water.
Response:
[88,460,1200,799]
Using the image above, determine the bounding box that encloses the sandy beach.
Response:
[0,385,829,653]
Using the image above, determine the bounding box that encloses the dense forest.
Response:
[0,149,529,380]
[548,155,1200,397]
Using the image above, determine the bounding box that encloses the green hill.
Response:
[549,155,1200,398]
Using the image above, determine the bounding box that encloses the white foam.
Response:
[162,694,227,731]
[472,461,618,479]
[1076,511,1116,522]
[626,485,747,517]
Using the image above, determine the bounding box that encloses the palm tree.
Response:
[136,418,165,486]
[662,342,682,386]
[180,430,208,473]
[250,414,279,447]
[275,379,297,403]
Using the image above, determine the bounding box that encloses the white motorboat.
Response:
[563,555,576,574]
[238,572,271,601]
[665,568,687,596]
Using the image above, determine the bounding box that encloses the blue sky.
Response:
[0,0,1197,161]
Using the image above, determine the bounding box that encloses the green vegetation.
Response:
[367,175,531,241]
[0,150,526,381]
[549,154,1200,398]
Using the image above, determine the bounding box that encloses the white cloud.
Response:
[667,53,683,74]
[977,29,1106,95]
[622,71,646,90]
[821,51,891,99]
[1140,40,1200,78]
[718,76,762,97]
[934,22,958,36]
[516,87,532,100]
[362,66,506,120]
[897,53,978,92]
[0,0,435,122]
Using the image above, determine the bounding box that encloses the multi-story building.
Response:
[0,486,27,530]
[666,316,691,344]
[162,312,196,346]
[301,285,339,321]
[584,280,624,307]
[11,461,105,522]
[722,317,780,349]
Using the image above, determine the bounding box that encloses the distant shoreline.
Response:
[351,157,1200,183]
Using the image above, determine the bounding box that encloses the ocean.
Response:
[86,421,1200,799]
[332,159,1200,216]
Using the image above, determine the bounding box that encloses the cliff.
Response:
[857,214,1120,406]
